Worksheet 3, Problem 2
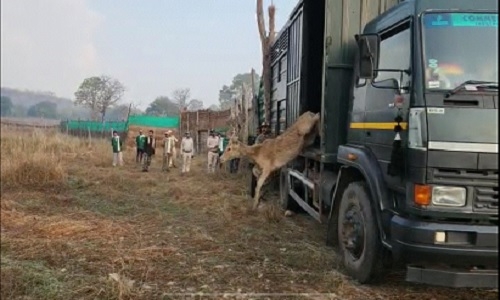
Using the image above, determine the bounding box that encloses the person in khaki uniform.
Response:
[206,129,220,173]
[180,131,194,174]
[162,130,175,172]
[169,133,179,168]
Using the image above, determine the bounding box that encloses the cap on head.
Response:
[261,122,269,127]
[113,130,118,134]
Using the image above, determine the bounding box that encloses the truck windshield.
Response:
[422,12,498,90]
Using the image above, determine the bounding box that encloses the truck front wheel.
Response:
[337,181,383,283]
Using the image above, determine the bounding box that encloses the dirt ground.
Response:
[1,126,498,300]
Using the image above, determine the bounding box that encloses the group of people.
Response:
[110,129,195,174]
[109,122,273,174]
[135,129,195,173]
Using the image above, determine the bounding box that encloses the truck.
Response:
[253,0,498,288]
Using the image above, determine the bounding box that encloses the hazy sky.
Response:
[1,0,297,109]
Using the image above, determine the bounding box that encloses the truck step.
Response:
[406,265,498,288]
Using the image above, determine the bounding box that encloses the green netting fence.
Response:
[62,120,128,132]
[60,115,180,139]
[128,115,179,128]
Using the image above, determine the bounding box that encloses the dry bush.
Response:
[0,126,109,190]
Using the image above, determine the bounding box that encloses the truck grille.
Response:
[429,168,498,213]
[475,187,499,212]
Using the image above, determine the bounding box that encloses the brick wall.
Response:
[179,109,231,153]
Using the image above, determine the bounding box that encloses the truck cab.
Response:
[255,0,498,288]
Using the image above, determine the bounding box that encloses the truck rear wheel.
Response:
[279,169,300,212]
[337,181,383,283]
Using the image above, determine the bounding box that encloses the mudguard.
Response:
[334,144,393,244]
[320,170,338,207]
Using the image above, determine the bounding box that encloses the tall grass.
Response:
[0,126,109,191]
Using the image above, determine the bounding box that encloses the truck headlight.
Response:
[431,186,466,207]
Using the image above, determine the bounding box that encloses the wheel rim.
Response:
[340,203,365,260]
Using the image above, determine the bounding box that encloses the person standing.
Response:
[217,132,225,170]
[135,130,146,164]
[162,130,174,172]
[169,132,179,168]
[255,122,273,144]
[111,130,124,167]
[180,131,194,174]
[206,129,219,173]
[142,130,156,172]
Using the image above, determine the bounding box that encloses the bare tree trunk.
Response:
[250,68,257,136]
[256,0,276,124]
[126,103,132,120]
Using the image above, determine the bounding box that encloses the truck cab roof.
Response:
[364,0,498,34]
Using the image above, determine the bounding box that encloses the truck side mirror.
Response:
[355,34,380,79]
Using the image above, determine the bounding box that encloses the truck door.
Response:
[364,21,412,189]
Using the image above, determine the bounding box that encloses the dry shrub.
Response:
[0,126,110,190]
[1,208,130,241]
[262,201,283,223]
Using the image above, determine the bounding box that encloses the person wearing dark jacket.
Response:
[142,130,156,172]
[135,130,146,164]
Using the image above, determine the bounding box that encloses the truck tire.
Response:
[336,181,383,284]
[279,169,300,212]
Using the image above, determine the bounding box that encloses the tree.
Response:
[187,99,204,111]
[218,72,260,110]
[218,85,234,110]
[171,88,191,111]
[208,104,220,111]
[0,96,13,116]
[74,75,125,121]
[74,76,100,120]
[145,96,179,116]
[97,76,125,122]
[171,88,205,112]
[256,0,275,123]
[27,101,58,119]
[12,105,27,117]
[106,104,143,121]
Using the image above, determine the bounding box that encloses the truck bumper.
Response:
[391,215,498,288]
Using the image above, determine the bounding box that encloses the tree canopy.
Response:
[218,72,260,110]
[74,75,125,121]
[171,88,204,111]
[27,101,58,119]
[146,89,204,115]
[0,96,13,116]
[145,96,179,116]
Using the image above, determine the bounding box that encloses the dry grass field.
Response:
[0,126,498,300]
